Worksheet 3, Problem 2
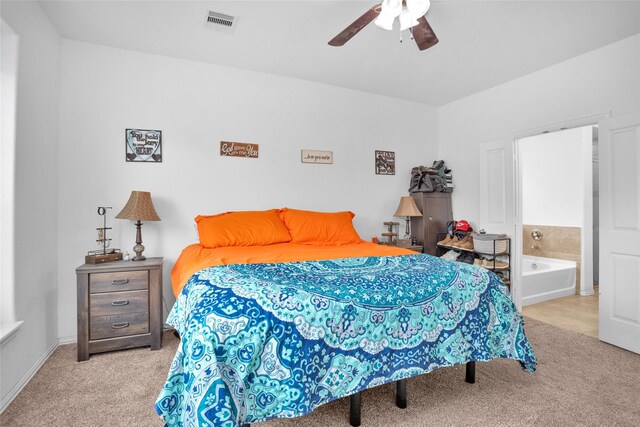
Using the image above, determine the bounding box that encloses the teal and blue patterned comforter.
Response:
[156,254,536,426]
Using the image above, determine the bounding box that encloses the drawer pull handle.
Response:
[112,279,129,285]
[112,322,129,329]
[111,300,129,306]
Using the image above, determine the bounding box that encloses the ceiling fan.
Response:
[328,0,438,51]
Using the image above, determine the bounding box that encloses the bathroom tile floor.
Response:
[522,289,599,338]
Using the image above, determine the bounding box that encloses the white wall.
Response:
[56,41,438,338]
[0,1,60,410]
[1,19,18,329]
[520,126,589,227]
[439,33,640,226]
[4,2,637,411]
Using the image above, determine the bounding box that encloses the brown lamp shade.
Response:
[393,196,422,217]
[115,191,161,221]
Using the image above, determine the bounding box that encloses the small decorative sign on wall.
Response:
[301,150,333,164]
[126,129,162,162]
[375,150,395,175]
[220,141,259,158]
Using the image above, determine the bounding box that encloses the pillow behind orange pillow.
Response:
[279,208,363,246]
[195,209,292,248]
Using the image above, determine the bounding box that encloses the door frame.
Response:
[511,112,610,309]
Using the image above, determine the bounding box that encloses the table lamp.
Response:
[393,196,422,240]
[115,191,161,261]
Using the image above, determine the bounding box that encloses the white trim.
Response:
[580,289,596,297]
[0,19,19,330]
[512,141,523,310]
[513,112,611,140]
[0,320,23,347]
[512,112,609,308]
[0,335,79,413]
[0,330,168,412]
[580,126,595,297]
[57,335,77,345]
[0,338,58,414]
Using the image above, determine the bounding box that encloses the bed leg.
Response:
[349,392,361,427]
[396,379,407,409]
[465,361,476,384]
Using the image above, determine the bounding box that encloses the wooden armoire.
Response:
[410,192,453,255]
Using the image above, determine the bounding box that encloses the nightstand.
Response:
[76,257,163,361]
[380,242,423,253]
[397,244,423,253]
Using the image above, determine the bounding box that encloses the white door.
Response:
[599,112,640,354]
[478,139,519,305]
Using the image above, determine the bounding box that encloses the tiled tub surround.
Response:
[523,225,581,293]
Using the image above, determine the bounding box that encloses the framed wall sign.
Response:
[301,150,333,164]
[126,129,162,162]
[375,150,395,175]
[220,141,259,158]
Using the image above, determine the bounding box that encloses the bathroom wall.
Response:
[520,127,587,227]
[523,224,581,292]
[519,126,592,293]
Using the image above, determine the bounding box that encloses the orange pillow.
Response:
[195,210,292,248]
[279,208,363,246]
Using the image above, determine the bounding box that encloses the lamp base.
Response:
[404,217,412,241]
[131,226,146,261]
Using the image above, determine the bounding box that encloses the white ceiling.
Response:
[39,0,640,106]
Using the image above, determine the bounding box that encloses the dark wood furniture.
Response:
[76,257,163,361]
[410,192,453,256]
[380,241,423,253]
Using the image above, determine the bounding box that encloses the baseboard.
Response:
[1,330,164,413]
[58,335,77,345]
[0,338,59,414]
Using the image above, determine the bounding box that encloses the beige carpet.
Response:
[1,319,639,427]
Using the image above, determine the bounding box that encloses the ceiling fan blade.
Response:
[328,4,381,47]
[412,16,439,51]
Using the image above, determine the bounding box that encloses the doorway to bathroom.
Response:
[516,125,599,337]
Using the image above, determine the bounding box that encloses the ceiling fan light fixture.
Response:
[406,0,431,19]
[374,13,396,30]
[375,0,403,30]
[399,9,419,31]
[381,0,404,17]
[327,0,438,50]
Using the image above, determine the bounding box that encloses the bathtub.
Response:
[522,255,577,306]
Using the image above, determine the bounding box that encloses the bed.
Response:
[156,209,537,426]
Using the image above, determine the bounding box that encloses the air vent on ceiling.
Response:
[206,10,238,32]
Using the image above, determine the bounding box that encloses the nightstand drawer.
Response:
[90,290,149,316]
[90,270,148,294]
[90,311,149,340]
